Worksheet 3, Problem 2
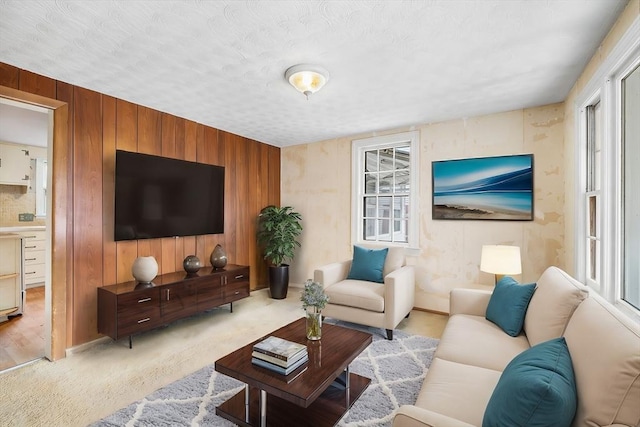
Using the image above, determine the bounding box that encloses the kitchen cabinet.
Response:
[0,234,24,321]
[18,230,46,287]
[0,143,30,186]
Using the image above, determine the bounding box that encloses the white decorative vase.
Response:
[132,256,158,284]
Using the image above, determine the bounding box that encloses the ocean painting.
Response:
[432,154,534,220]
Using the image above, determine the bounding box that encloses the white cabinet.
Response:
[0,234,24,320]
[19,230,46,287]
[0,142,31,186]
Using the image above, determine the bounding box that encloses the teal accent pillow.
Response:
[483,337,577,427]
[346,246,389,283]
[486,276,536,336]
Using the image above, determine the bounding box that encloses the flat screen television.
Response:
[114,150,224,241]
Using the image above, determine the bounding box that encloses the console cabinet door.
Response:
[197,275,224,311]
[161,282,197,323]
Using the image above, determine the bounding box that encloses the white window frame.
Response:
[352,131,420,250]
[574,16,640,321]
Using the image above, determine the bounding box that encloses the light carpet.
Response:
[91,323,438,427]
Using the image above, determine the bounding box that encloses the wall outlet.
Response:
[18,213,35,222]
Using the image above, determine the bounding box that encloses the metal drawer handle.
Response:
[234,291,240,295]
[26,271,36,275]
[137,318,151,324]
[235,275,244,279]
[25,258,36,261]
[25,245,37,249]
[138,298,151,303]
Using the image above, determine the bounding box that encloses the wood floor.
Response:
[0,285,45,371]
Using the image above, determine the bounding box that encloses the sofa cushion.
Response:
[483,337,577,427]
[416,357,502,427]
[347,245,388,283]
[485,276,536,337]
[564,297,640,427]
[434,314,530,372]
[323,279,385,312]
[523,266,589,346]
[382,246,404,277]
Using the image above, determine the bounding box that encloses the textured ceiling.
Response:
[0,0,628,147]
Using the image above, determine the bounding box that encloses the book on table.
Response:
[251,348,307,368]
[253,336,307,363]
[251,353,309,375]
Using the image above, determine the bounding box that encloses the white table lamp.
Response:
[480,245,522,284]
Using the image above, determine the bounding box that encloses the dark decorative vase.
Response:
[210,244,228,269]
[183,255,202,274]
[269,264,289,299]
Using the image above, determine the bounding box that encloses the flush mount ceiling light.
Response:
[284,64,330,99]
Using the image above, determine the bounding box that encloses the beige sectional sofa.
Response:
[393,266,640,427]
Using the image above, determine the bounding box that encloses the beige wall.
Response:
[282,1,637,314]
[282,103,565,313]
[562,0,639,276]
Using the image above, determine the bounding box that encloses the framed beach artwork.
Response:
[432,154,534,220]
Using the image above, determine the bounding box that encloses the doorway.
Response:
[0,98,51,370]
[0,85,70,364]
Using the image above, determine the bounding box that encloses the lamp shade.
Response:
[480,245,522,275]
[285,64,329,98]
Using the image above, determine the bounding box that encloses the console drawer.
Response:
[117,307,161,337]
[224,280,249,303]
[116,288,160,312]
[227,268,249,284]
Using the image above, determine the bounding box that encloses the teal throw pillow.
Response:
[483,337,577,427]
[346,246,389,283]
[486,276,536,337]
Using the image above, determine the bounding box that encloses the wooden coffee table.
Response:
[214,317,373,426]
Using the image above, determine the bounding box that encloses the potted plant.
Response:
[257,205,303,299]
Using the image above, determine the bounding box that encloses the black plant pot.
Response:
[269,264,289,299]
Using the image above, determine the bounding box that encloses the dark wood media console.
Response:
[98,264,250,348]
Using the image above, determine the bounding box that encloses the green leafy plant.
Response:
[257,205,303,266]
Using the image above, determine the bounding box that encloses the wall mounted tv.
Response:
[114,150,224,241]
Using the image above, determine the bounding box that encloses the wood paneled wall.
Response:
[0,63,280,347]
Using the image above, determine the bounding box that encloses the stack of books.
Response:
[252,336,308,375]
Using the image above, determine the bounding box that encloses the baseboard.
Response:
[65,336,111,357]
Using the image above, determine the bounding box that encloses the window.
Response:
[352,131,419,249]
[585,101,601,291]
[35,158,47,217]
[622,64,640,310]
[576,19,639,320]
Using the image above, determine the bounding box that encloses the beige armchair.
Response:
[313,246,415,340]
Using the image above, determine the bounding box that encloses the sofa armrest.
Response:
[313,260,351,288]
[384,266,415,327]
[449,288,492,316]
[393,405,477,427]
